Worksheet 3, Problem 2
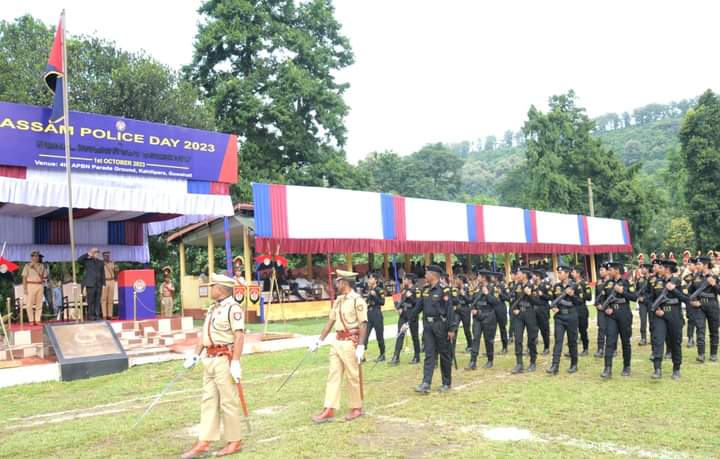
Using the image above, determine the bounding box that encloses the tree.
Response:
[663,217,695,255]
[498,90,653,242]
[502,130,514,148]
[0,15,213,129]
[185,0,355,201]
[679,89,720,249]
[484,135,497,151]
[402,143,465,200]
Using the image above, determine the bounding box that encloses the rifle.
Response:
[649,288,668,311]
[600,291,617,310]
[688,279,710,302]
[550,293,567,309]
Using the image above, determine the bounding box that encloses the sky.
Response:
[2,0,720,162]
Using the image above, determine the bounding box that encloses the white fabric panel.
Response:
[148,214,210,236]
[78,210,146,222]
[286,186,383,239]
[587,217,625,245]
[0,170,233,217]
[73,220,110,245]
[5,244,149,263]
[483,205,527,243]
[536,211,581,245]
[0,203,55,217]
[405,198,468,242]
[0,215,33,244]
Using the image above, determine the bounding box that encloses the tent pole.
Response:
[179,240,186,317]
[224,217,232,276]
[207,225,215,278]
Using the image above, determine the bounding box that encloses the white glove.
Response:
[355,345,365,364]
[308,338,321,352]
[230,360,242,383]
[183,354,199,369]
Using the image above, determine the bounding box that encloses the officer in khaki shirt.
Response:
[309,269,368,423]
[181,274,245,459]
[22,250,47,325]
[100,251,119,320]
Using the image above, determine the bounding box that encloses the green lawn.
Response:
[1,307,719,458]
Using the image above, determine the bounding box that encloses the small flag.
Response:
[0,257,19,274]
[44,17,65,124]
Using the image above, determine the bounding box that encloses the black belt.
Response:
[558,308,576,315]
[424,316,446,323]
[699,298,718,304]
[516,305,532,312]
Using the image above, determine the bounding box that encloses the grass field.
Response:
[1,308,719,459]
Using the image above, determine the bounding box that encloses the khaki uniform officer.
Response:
[101,251,119,320]
[182,273,245,459]
[160,266,175,317]
[309,269,368,423]
[21,250,47,325]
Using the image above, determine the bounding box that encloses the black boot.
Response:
[567,363,578,374]
[594,349,604,358]
[672,370,681,380]
[546,363,559,375]
[542,348,550,355]
[501,346,508,354]
[710,354,718,362]
[580,349,588,357]
[527,359,537,372]
[409,355,420,364]
[601,366,612,379]
[621,366,631,377]
[511,356,524,374]
[375,354,386,363]
[665,352,671,359]
[687,338,694,348]
[483,360,493,369]
[415,382,431,394]
[697,354,705,363]
[465,358,477,371]
[651,359,662,379]
[639,337,647,346]
[389,354,400,366]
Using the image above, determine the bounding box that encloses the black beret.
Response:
[556,265,572,273]
[570,266,585,274]
[491,271,505,280]
[696,256,712,265]
[427,265,443,274]
[403,273,417,281]
[661,259,677,269]
[639,263,653,269]
[532,269,546,278]
[605,261,624,272]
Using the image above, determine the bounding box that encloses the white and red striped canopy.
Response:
[252,183,632,255]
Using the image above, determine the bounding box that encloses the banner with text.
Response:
[0,101,237,184]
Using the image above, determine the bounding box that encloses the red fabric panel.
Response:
[210,182,230,195]
[394,196,406,241]
[256,237,632,256]
[0,165,27,179]
[125,222,144,246]
[529,209,538,243]
[269,184,289,238]
[475,205,485,242]
[49,220,70,244]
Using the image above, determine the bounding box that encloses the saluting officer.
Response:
[363,273,386,362]
[547,266,581,374]
[466,270,498,370]
[596,262,637,378]
[687,256,719,363]
[509,268,538,374]
[181,274,245,459]
[390,273,421,365]
[411,265,457,394]
[649,260,689,379]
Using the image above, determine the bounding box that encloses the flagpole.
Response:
[60,10,80,322]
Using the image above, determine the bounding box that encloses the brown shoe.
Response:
[214,441,242,457]
[180,441,210,459]
[345,408,364,421]
[312,407,335,423]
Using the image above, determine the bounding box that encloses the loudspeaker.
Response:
[44,321,128,381]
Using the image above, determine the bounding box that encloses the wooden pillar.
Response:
[551,254,559,278]
[446,253,453,276]
[179,240,186,316]
[504,253,511,280]
[346,252,353,271]
[589,254,597,283]
[424,253,431,267]
[465,254,472,273]
[306,253,313,278]
[368,253,375,272]
[207,226,215,278]
[383,253,389,280]
[404,254,411,273]
[243,225,252,282]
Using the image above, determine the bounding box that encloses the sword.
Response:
[133,365,190,428]
[358,360,364,400]
[235,381,252,432]
[277,350,312,392]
